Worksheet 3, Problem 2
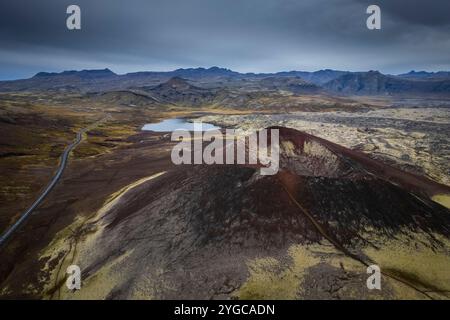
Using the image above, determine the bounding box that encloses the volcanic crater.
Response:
[33,126,450,299]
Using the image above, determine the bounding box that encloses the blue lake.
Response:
[141,118,220,132]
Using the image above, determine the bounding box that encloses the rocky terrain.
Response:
[199,108,450,188]
[2,127,449,300]
[0,68,450,300]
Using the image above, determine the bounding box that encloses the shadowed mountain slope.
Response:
[324,71,450,95]
[25,127,450,300]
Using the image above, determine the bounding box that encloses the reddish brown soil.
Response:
[1,126,449,299]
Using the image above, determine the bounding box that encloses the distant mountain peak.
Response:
[165,76,190,86]
[207,66,232,72]
[407,70,428,74]
[32,68,116,79]
[171,66,239,77]
[81,68,115,74]
[155,76,200,91]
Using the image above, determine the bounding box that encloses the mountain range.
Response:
[1,67,450,96]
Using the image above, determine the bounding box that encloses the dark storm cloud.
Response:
[377,0,450,27]
[0,0,449,79]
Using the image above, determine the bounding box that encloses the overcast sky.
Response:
[1,0,449,79]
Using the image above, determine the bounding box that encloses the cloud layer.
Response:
[1,0,449,79]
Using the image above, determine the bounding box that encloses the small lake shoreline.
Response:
[141,118,221,132]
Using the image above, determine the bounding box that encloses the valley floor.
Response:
[1,92,449,299]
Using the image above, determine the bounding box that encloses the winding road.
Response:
[0,129,85,246]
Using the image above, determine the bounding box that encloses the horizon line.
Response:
[1,66,450,81]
